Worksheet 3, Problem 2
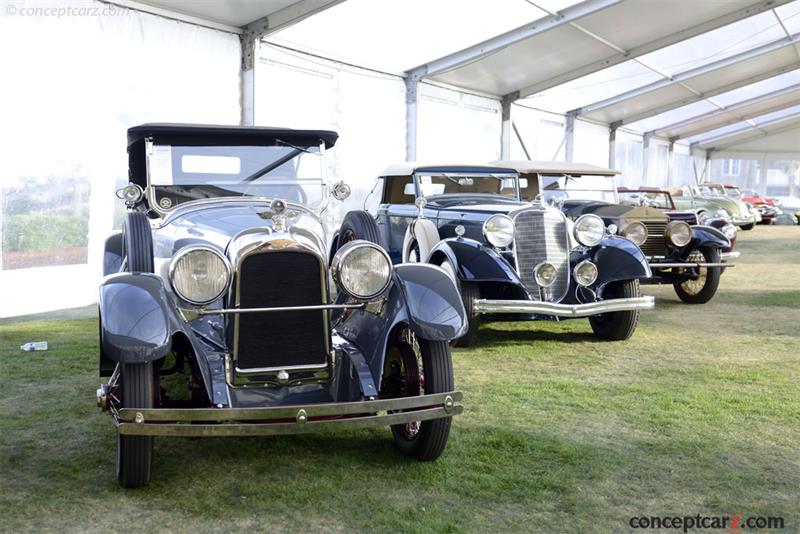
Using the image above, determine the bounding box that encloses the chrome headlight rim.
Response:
[482,214,515,248]
[666,221,692,247]
[573,260,598,287]
[169,245,232,306]
[573,214,605,247]
[331,240,392,301]
[621,221,648,246]
[534,261,557,288]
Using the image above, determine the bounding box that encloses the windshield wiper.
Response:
[242,147,303,183]
[242,138,320,183]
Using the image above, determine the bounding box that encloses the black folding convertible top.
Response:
[126,123,338,187]
[127,123,339,149]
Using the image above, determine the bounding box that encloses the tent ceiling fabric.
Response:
[417,0,791,98]
[105,0,342,31]
[653,83,800,139]
[697,114,800,150]
[577,33,800,126]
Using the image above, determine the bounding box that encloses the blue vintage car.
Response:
[97,125,466,487]
[332,163,654,347]
[495,161,734,305]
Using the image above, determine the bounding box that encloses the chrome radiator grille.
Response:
[640,221,667,257]
[512,208,570,302]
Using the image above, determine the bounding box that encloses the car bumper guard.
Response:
[472,296,654,317]
[114,391,463,437]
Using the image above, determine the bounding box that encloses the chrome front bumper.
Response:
[650,261,733,269]
[731,214,757,225]
[114,391,462,437]
[720,251,740,260]
[472,296,654,317]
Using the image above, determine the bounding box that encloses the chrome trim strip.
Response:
[473,296,655,316]
[194,303,364,315]
[720,251,741,260]
[649,262,733,268]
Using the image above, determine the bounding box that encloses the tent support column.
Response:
[239,20,269,126]
[642,132,653,184]
[666,139,675,186]
[405,77,419,161]
[759,154,769,195]
[500,96,513,159]
[565,114,576,162]
[608,126,618,169]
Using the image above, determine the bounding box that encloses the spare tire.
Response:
[337,211,383,249]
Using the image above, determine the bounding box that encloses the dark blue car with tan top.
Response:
[331,162,654,347]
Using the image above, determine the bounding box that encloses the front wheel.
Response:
[116,362,156,488]
[381,327,454,461]
[739,223,755,231]
[673,247,721,304]
[438,259,480,348]
[588,279,642,341]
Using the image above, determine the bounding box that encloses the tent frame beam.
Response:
[648,82,800,140]
[511,0,791,100]
[570,31,800,124]
[405,0,623,81]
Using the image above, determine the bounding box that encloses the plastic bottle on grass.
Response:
[20,341,48,351]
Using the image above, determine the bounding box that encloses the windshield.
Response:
[619,191,674,209]
[147,143,325,210]
[698,184,726,196]
[539,174,617,203]
[416,173,520,200]
[724,186,742,197]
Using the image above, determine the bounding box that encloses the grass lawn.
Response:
[1,226,799,532]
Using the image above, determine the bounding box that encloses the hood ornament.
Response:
[271,198,288,232]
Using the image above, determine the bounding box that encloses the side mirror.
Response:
[331,180,351,201]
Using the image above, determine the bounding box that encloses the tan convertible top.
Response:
[491,160,620,176]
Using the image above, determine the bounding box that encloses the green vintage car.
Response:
[670,183,758,230]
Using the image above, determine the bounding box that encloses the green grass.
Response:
[2,226,799,532]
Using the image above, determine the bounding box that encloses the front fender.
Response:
[335,265,466,391]
[688,225,730,250]
[427,237,520,283]
[592,236,652,288]
[99,273,180,364]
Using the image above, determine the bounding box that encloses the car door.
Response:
[375,174,420,264]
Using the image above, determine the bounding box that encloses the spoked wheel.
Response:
[380,326,454,461]
[673,247,721,304]
[589,279,642,341]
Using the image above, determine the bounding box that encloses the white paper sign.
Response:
[150,145,173,185]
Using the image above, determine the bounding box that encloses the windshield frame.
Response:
[144,137,328,217]
[537,173,620,204]
[412,171,522,202]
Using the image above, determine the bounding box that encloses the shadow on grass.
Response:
[475,326,598,346]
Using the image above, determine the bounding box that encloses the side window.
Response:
[382,175,415,204]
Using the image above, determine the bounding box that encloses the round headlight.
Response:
[482,214,514,248]
[331,240,392,300]
[722,223,736,239]
[573,214,605,247]
[534,262,557,288]
[621,221,648,246]
[573,260,598,287]
[666,221,691,247]
[170,246,231,305]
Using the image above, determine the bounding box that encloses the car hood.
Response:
[559,200,667,222]
[153,200,326,258]
[436,202,528,214]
